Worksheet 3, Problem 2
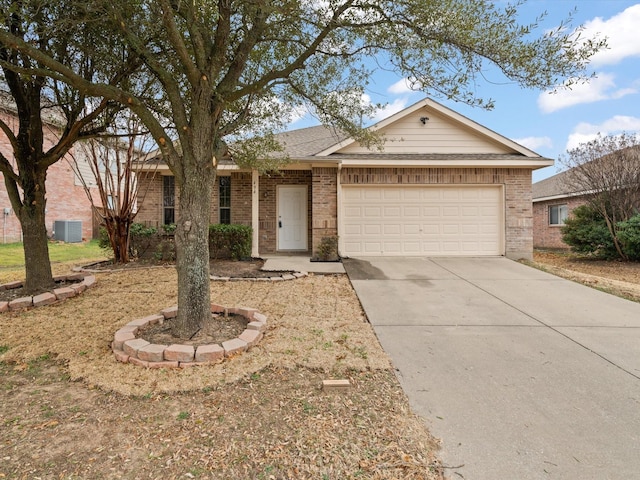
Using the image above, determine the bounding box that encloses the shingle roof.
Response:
[275,125,347,157]
[532,169,579,200]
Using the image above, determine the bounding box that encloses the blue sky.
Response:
[290,1,640,183]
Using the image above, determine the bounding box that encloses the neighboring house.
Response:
[532,170,587,249]
[0,95,98,243]
[135,98,552,260]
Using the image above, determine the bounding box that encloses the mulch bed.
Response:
[139,313,248,346]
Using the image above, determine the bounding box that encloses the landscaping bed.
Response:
[0,264,444,479]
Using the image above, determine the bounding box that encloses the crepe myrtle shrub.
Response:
[561,205,617,259]
[208,224,252,260]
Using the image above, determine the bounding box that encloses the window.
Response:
[106,195,117,211]
[219,176,231,224]
[163,176,175,225]
[549,204,568,225]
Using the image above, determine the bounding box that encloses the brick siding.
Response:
[0,110,96,242]
[135,166,536,259]
[533,196,587,249]
[311,167,338,254]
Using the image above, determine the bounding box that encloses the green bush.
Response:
[617,214,640,261]
[161,223,177,234]
[561,205,617,258]
[129,223,158,258]
[98,226,111,252]
[208,224,252,260]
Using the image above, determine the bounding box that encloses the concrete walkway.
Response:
[261,255,345,274]
[344,256,640,480]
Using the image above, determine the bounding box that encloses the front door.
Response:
[277,185,307,250]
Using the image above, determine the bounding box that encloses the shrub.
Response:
[161,223,177,235]
[561,205,617,258]
[208,224,252,260]
[617,214,640,261]
[129,223,158,259]
[98,226,111,252]
[313,235,339,261]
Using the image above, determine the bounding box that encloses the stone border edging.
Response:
[0,274,97,313]
[112,304,267,368]
[73,263,308,282]
[210,271,308,282]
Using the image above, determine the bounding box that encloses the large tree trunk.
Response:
[18,175,54,294]
[173,162,214,338]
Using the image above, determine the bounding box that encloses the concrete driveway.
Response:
[344,257,640,480]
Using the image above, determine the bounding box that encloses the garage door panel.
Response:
[403,206,421,217]
[364,189,384,200]
[384,206,402,217]
[403,224,421,235]
[363,224,382,235]
[383,189,402,200]
[342,186,502,256]
[403,189,422,201]
[383,224,401,235]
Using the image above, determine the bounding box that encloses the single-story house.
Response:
[532,170,587,249]
[134,98,552,260]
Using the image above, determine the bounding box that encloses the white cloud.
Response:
[388,78,414,95]
[537,73,636,113]
[367,97,410,123]
[287,103,310,125]
[565,115,640,151]
[513,136,553,151]
[582,4,640,66]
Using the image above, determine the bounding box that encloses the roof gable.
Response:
[316,98,542,158]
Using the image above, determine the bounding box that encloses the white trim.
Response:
[532,191,587,203]
[337,158,553,169]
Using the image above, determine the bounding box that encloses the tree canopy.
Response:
[0,0,136,292]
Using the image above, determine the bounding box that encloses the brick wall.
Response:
[340,167,535,260]
[312,167,338,254]
[0,110,96,243]
[533,196,586,249]
[231,172,252,226]
[137,173,239,229]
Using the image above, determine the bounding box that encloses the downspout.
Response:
[337,163,343,257]
[251,169,260,258]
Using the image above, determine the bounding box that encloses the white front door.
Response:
[277,185,308,250]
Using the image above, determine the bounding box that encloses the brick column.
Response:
[311,167,338,254]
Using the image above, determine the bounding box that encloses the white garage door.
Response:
[342,186,503,256]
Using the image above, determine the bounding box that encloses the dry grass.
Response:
[530,250,640,302]
[0,263,444,479]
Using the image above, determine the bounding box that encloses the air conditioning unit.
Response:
[53,220,83,243]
